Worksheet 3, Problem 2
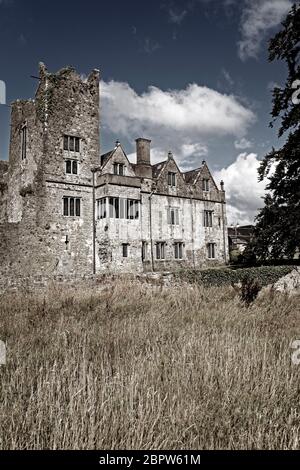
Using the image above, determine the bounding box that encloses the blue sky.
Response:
[0,0,296,223]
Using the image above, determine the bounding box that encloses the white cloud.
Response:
[101,79,256,169]
[143,38,161,54]
[222,68,235,88]
[168,8,188,25]
[213,153,267,225]
[238,0,292,61]
[234,137,252,149]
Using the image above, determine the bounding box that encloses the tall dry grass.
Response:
[0,280,300,449]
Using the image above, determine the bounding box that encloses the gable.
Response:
[194,163,219,192]
[101,145,136,177]
[154,155,185,186]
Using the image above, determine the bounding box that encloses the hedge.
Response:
[175,265,296,287]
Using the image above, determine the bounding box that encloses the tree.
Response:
[253,3,300,261]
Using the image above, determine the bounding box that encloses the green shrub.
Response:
[175,265,295,287]
[240,275,261,306]
[229,249,240,264]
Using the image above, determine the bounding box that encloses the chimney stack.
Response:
[136,138,151,165]
[135,138,152,179]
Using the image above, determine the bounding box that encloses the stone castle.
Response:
[0,64,228,280]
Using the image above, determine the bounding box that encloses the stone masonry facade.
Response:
[0,64,229,281]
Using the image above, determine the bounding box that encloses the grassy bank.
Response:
[0,281,300,449]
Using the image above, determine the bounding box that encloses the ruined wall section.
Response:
[37,64,100,184]
[6,99,44,224]
[0,160,9,222]
[30,64,101,276]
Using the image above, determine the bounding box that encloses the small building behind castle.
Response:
[0,64,228,280]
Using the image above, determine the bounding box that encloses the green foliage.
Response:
[175,265,295,287]
[229,249,240,264]
[252,4,300,260]
[240,276,261,306]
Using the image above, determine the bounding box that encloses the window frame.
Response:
[142,241,147,261]
[97,197,107,219]
[168,171,176,187]
[109,197,139,220]
[65,159,79,175]
[167,207,179,226]
[113,163,125,176]
[62,197,81,217]
[21,124,27,160]
[156,242,166,260]
[174,242,184,260]
[204,210,213,227]
[207,243,216,259]
[202,178,210,192]
[122,243,129,258]
[63,135,80,153]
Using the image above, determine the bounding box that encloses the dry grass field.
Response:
[0,280,300,449]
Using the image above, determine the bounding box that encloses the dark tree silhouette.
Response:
[253,3,300,260]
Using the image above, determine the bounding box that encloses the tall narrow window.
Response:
[63,197,68,216]
[207,243,216,259]
[21,125,27,160]
[119,198,125,219]
[122,243,129,258]
[63,197,81,217]
[174,242,184,259]
[204,210,213,227]
[72,161,78,175]
[202,179,210,191]
[156,242,166,260]
[167,207,179,225]
[70,198,75,216]
[142,241,147,261]
[168,172,176,187]
[97,197,107,219]
[69,137,75,152]
[66,160,72,174]
[63,135,68,151]
[75,198,81,217]
[109,197,120,218]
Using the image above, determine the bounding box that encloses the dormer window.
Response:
[113,163,124,176]
[168,172,176,187]
[64,135,80,153]
[202,178,210,191]
[21,124,27,160]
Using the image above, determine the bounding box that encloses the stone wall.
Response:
[0,62,229,285]
[0,63,100,282]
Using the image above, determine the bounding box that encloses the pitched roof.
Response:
[183,163,205,184]
[151,160,167,179]
[100,150,114,167]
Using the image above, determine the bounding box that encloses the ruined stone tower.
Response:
[0,63,100,278]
